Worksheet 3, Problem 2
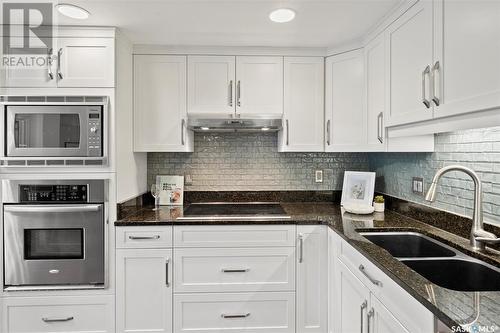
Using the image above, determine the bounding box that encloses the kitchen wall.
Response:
[148,132,369,191]
[369,127,500,226]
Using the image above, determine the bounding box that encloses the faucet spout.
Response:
[424,165,498,251]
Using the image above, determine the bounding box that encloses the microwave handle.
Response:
[4,205,101,213]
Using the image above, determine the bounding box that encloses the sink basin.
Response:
[360,232,457,258]
[401,259,500,292]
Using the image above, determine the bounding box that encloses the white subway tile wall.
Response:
[148,132,369,191]
[369,127,500,226]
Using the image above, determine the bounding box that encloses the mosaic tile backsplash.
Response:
[148,132,369,191]
[369,127,500,226]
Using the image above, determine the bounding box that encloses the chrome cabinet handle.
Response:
[298,233,304,263]
[326,120,331,146]
[47,48,54,80]
[166,258,170,287]
[367,308,374,333]
[181,119,185,145]
[42,316,74,323]
[377,112,383,144]
[359,265,382,286]
[236,80,241,107]
[4,205,101,213]
[57,48,63,79]
[286,119,289,145]
[360,300,367,333]
[221,313,250,319]
[221,268,250,273]
[128,235,160,240]
[422,65,431,108]
[431,61,440,106]
[228,80,233,107]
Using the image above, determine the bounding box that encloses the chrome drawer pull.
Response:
[359,265,382,286]
[221,313,250,319]
[298,233,304,263]
[360,300,367,333]
[166,258,170,287]
[128,235,160,240]
[367,308,374,333]
[42,316,74,323]
[221,268,250,273]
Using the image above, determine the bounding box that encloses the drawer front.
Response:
[173,292,295,333]
[338,238,434,333]
[174,225,296,247]
[174,247,295,292]
[2,295,114,333]
[116,226,173,248]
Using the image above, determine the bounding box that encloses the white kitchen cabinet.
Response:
[371,296,409,333]
[187,55,236,116]
[235,56,283,117]
[279,57,324,152]
[432,0,500,119]
[133,55,193,152]
[296,225,328,333]
[385,1,434,126]
[56,38,115,87]
[325,49,366,152]
[116,248,173,333]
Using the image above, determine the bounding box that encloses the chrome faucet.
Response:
[425,165,500,251]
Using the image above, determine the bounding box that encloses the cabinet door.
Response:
[365,34,386,151]
[385,1,434,126]
[235,56,283,116]
[334,260,370,333]
[296,225,328,333]
[187,56,236,116]
[1,37,57,88]
[433,0,500,118]
[371,296,409,333]
[116,249,173,333]
[280,57,324,152]
[133,55,193,152]
[325,49,366,152]
[56,38,114,87]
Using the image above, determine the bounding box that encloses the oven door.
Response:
[3,204,104,288]
[5,105,91,157]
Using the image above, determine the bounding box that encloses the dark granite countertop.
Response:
[115,202,500,330]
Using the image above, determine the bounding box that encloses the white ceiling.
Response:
[57,0,402,48]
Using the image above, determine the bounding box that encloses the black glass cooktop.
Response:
[183,203,288,217]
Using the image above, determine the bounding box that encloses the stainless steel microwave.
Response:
[0,96,108,166]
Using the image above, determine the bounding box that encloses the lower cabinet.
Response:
[173,292,296,333]
[116,248,173,333]
[1,295,114,333]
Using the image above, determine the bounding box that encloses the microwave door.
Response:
[5,105,89,157]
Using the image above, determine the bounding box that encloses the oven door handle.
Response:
[4,205,102,213]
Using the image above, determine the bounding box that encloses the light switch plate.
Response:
[315,170,323,183]
[412,177,424,195]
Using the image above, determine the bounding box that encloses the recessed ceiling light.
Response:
[261,127,270,131]
[269,8,296,23]
[200,127,210,131]
[56,3,90,19]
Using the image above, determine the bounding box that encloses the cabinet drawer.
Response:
[174,247,295,292]
[116,226,172,248]
[173,292,295,333]
[2,295,114,333]
[174,225,296,247]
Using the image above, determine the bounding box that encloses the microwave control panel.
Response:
[88,108,103,157]
[20,185,88,202]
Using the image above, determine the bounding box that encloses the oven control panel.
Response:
[20,185,88,202]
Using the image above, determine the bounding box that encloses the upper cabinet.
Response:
[279,57,324,152]
[325,49,366,152]
[432,0,500,119]
[2,37,115,88]
[187,56,236,116]
[187,56,283,118]
[385,1,434,126]
[133,55,193,152]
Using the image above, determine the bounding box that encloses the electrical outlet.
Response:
[185,174,193,185]
[412,177,424,195]
[315,170,323,183]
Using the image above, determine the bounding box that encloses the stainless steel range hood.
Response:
[187,117,282,132]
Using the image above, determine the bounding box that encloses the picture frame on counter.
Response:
[157,175,184,205]
[341,171,376,207]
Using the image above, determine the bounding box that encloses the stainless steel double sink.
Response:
[359,231,500,292]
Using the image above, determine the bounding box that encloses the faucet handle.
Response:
[474,229,500,244]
